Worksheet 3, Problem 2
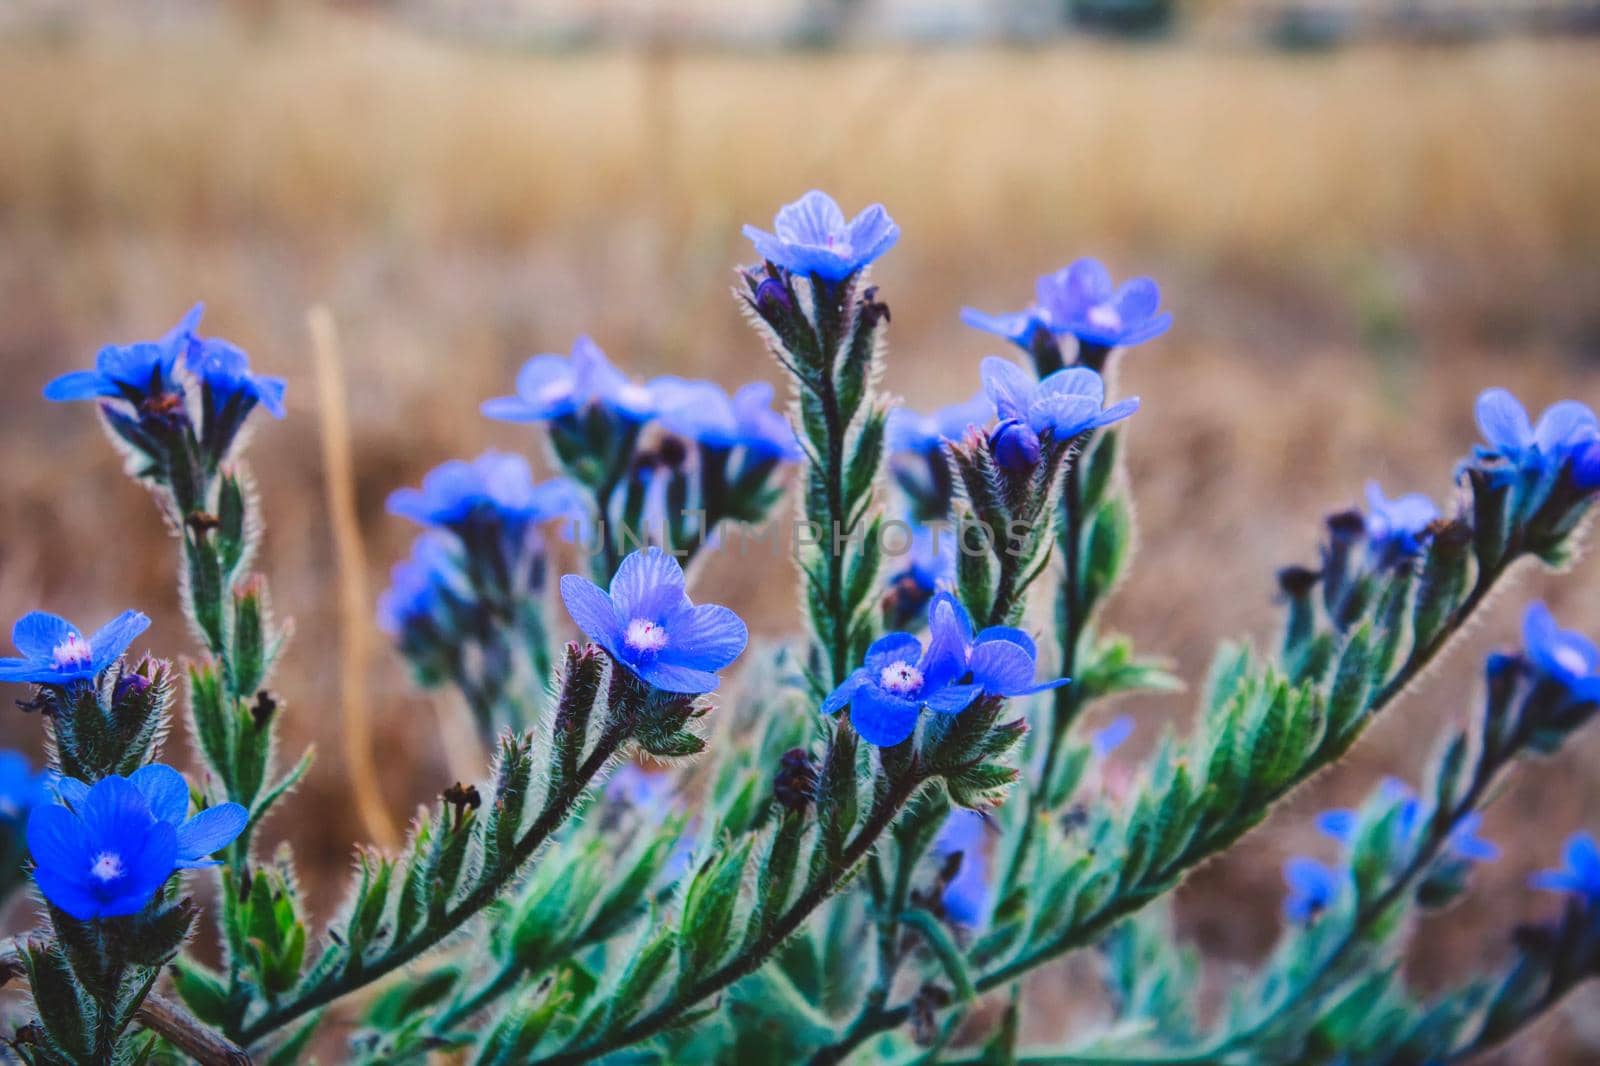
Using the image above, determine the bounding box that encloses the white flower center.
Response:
[624,618,668,653]
[878,662,923,696]
[90,851,124,883]
[1553,643,1589,677]
[538,380,574,405]
[51,633,92,669]
[1087,304,1123,332]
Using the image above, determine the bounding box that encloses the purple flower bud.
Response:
[989,419,1041,472]
[753,276,793,317]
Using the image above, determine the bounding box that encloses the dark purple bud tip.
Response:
[113,672,153,703]
[754,276,793,316]
[657,435,689,470]
[1276,566,1322,598]
[249,690,278,730]
[990,419,1042,473]
[773,747,819,813]
[1326,510,1366,542]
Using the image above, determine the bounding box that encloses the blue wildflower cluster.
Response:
[44,304,284,511]
[963,257,1171,373]
[479,334,798,578]
[7,190,1600,1066]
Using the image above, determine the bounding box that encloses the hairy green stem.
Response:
[531,767,928,1065]
[238,722,633,1046]
[818,552,1517,1059]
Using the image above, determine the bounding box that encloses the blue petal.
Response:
[849,686,922,747]
[560,574,623,659]
[11,612,74,660]
[1035,367,1107,406]
[1475,388,1533,452]
[87,610,151,670]
[774,190,847,246]
[128,765,190,827]
[175,803,248,865]
[979,357,1033,424]
[26,803,92,876]
[634,658,721,695]
[658,603,748,673]
[53,776,90,811]
[923,683,981,716]
[609,548,687,623]
[960,307,1039,344]
[822,670,870,716]
[967,639,1037,697]
[1534,400,1598,453]
[43,370,114,402]
[920,592,976,690]
[1315,809,1358,844]
[31,862,102,920]
[104,820,179,917]
[80,776,159,848]
[1091,716,1134,756]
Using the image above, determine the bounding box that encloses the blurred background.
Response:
[1,0,1598,1060]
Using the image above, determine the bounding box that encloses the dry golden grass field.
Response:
[1,8,1599,1060]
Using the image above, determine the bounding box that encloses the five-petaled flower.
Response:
[1531,832,1600,903]
[0,610,150,687]
[887,392,992,457]
[481,336,656,425]
[742,190,900,283]
[1035,259,1172,350]
[42,304,201,406]
[387,451,587,536]
[962,259,1172,353]
[560,548,748,694]
[652,378,801,461]
[0,750,49,822]
[824,592,1065,747]
[1473,388,1599,479]
[27,766,247,920]
[980,357,1139,471]
[1521,602,1600,705]
[1364,481,1438,560]
[1282,856,1341,923]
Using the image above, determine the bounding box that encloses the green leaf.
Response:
[900,908,976,1001]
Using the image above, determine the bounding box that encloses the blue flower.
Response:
[1282,856,1341,923]
[980,357,1139,468]
[1474,388,1599,476]
[377,533,467,637]
[0,751,50,823]
[1035,259,1172,350]
[53,765,247,871]
[28,767,245,920]
[1531,832,1600,903]
[482,336,656,425]
[387,452,587,534]
[43,304,200,406]
[886,392,992,456]
[934,810,991,926]
[1364,481,1437,559]
[959,306,1052,348]
[560,548,748,694]
[652,378,801,461]
[1091,716,1135,757]
[824,592,1065,747]
[742,190,900,282]
[1522,602,1600,704]
[190,336,286,421]
[0,610,151,686]
[893,525,957,595]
